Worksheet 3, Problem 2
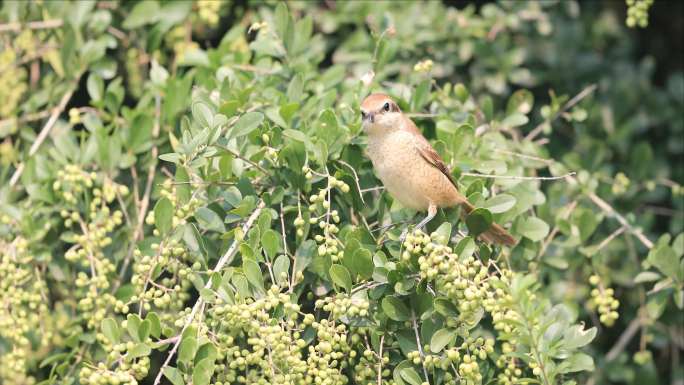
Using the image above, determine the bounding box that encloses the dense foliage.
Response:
[0,1,682,385]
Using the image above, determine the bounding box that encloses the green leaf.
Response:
[430,328,456,353]
[243,259,264,291]
[558,352,595,373]
[465,208,493,236]
[261,229,280,261]
[192,358,216,385]
[411,79,431,111]
[433,222,452,244]
[518,216,550,242]
[648,245,679,280]
[351,248,374,281]
[563,325,597,350]
[138,319,151,342]
[178,336,198,366]
[381,297,411,321]
[273,254,290,285]
[154,197,174,235]
[192,101,213,129]
[163,367,185,385]
[159,152,181,164]
[122,0,160,29]
[87,73,104,102]
[502,113,529,127]
[634,271,661,283]
[483,194,517,214]
[507,89,534,115]
[195,207,225,233]
[145,312,161,338]
[229,112,264,140]
[399,367,423,385]
[329,264,352,293]
[126,314,142,343]
[127,343,151,359]
[101,318,120,344]
[673,233,684,257]
[454,83,469,103]
[434,298,458,317]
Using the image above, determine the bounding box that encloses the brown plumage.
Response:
[361,93,516,246]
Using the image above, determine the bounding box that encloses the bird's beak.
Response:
[362,112,374,123]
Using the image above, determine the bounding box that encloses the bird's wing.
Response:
[416,143,455,185]
[404,116,457,187]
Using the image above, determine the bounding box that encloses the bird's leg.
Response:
[400,204,438,243]
[401,203,438,243]
[415,203,438,232]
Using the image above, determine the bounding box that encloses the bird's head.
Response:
[360,93,402,135]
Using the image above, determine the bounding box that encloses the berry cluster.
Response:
[589,275,620,326]
[305,173,350,262]
[130,240,193,320]
[625,0,654,28]
[197,0,223,27]
[0,31,28,119]
[79,359,149,385]
[315,292,370,320]
[414,59,434,73]
[0,237,52,385]
[145,180,203,234]
[200,286,354,384]
[406,230,491,326]
[57,167,127,329]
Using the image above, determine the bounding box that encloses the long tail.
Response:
[458,199,517,246]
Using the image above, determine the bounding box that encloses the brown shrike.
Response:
[361,93,516,246]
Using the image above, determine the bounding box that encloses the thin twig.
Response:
[361,186,385,193]
[9,76,81,187]
[525,84,597,142]
[0,109,52,129]
[594,226,627,253]
[377,334,385,385]
[492,148,554,164]
[0,19,63,32]
[412,311,430,384]
[337,160,365,205]
[538,200,578,258]
[461,171,576,181]
[153,200,265,385]
[218,145,270,175]
[586,191,653,249]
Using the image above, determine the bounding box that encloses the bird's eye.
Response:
[383,102,390,112]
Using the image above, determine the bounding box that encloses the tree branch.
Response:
[9,76,81,187]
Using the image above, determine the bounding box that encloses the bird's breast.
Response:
[367,132,432,211]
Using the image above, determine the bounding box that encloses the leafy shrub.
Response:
[0,1,681,385]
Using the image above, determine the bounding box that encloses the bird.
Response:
[360,93,516,246]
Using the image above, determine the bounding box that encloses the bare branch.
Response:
[412,311,430,384]
[0,19,63,33]
[9,76,81,187]
[586,191,653,249]
[461,171,576,181]
[337,160,365,205]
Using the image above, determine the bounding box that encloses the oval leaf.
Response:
[329,264,352,293]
